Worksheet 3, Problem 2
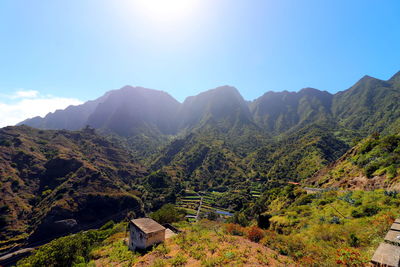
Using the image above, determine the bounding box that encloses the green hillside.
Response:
[310,133,400,190]
[0,126,146,250]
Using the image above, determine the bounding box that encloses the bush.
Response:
[351,204,381,218]
[17,227,115,267]
[387,165,397,179]
[228,212,250,227]
[100,220,115,230]
[335,248,367,266]
[364,163,379,178]
[0,139,11,146]
[257,213,271,229]
[348,233,360,247]
[18,232,95,266]
[206,211,220,221]
[150,204,185,224]
[246,226,264,243]
[329,216,341,224]
[153,243,170,256]
[225,223,245,236]
[170,254,187,266]
[0,215,7,229]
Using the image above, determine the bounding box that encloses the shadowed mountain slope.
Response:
[87,86,181,136]
[249,88,333,134]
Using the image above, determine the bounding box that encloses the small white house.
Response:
[128,218,166,251]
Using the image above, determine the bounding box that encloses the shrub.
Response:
[384,190,398,198]
[153,243,170,256]
[152,259,167,267]
[246,226,264,243]
[11,179,20,190]
[257,213,271,229]
[225,223,245,236]
[100,220,115,230]
[0,139,12,146]
[206,211,220,221]
[170,254,187,266]
[348,233,360,247]
[150,204,185,224]
[227,212,250,227]
[17,227,116,267]
[351,204,381,218]
[107,240,136,263]
[17,232,97,267]
[359,139,378,154]
[335,248,367,266]
[387,165,397,179]
[201,256,223,267]
[364,163,379,178]
[329,216,341,224]
[41,189,52,198]
[0,215,7,229]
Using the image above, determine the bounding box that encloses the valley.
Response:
[1,71,400,266]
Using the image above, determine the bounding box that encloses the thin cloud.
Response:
[11,90,39,99]
[0,90,83,128]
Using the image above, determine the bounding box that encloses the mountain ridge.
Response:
[19,71,400,139]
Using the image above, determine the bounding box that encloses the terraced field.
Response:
[251,190,261,199]
[176,191,234,221]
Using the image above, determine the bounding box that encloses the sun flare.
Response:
[134,0,199,22]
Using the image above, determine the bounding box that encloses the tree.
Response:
[149,204,185,224]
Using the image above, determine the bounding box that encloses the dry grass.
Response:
[91,220,292,267]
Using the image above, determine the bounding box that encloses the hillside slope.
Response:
[0,126,147,249]
[309,133,400,190]
[332,72,400,135]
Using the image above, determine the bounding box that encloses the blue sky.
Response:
[0,0,399,126]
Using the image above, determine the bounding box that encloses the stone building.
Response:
[128,218,166,250]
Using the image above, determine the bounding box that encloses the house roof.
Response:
[130,218,165,234]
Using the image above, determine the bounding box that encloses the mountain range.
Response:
[2,71,400,250]
[18,71,400,181]
[20,71,400,137]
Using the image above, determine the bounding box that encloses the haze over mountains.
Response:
[20,71,400,138]
[18,71,400,184]
[2,71,400,250]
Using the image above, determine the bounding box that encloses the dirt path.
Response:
[195,196,203,221]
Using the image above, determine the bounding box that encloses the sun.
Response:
[133,0,200,23]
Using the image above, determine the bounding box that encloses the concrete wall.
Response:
[128,223,146,250]
[128,223,165,250]
[145,229,165,248]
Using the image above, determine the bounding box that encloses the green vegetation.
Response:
[149,204,186,224]
[239,186,400,265]
[0,126,144,245]
[17,220,290,267]
[353,135,400,178]
[17,222,123,267]
[313,133,400,188]
[13,187,400,266]
[3,73,400,264]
